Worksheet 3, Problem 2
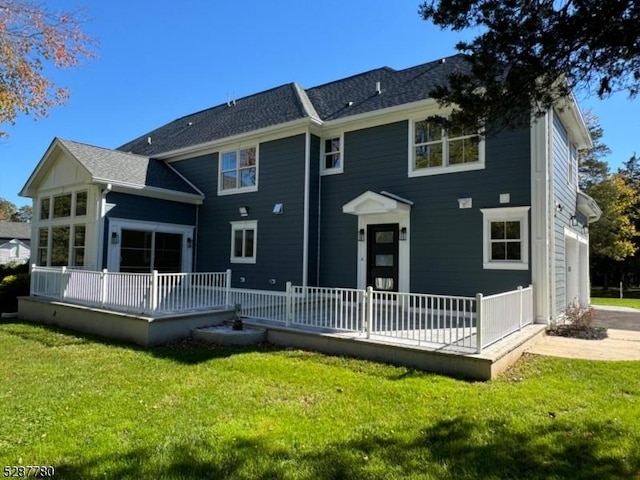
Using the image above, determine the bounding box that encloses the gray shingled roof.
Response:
[0,222,31,240]
[118,83,311,157]
[58,139,201,196]
[119,54,470,157]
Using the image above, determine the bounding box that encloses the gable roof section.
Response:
[0,222,31,240]
[306,55,470,121]
[20,138,204,202]
[118,83,314,157]
[118,54,471,157]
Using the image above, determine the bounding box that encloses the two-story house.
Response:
[20,54,600,324]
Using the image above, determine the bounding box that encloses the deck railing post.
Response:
[59,266,67,300]
[150,270,159,313]
[29,264,36,296]
[225,269,232,307]
[101,269,108,307]
[476,293,483,353]
[366,286,373,339]
[518,285,523,330]
[285,281,292,326]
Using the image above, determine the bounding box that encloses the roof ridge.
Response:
[292,82,321,122]
[58,138,151,160]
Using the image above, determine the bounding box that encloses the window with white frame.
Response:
[321,136,343,174]
[219,146,258,193]
[35,190,88,267]
[410,119,482,175]
[481,207,530,270]
[230,220,257,264]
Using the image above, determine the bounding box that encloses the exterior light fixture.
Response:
[239,206,249,217]
[570,215,578,227]
[555,202,563,213]
[399,227,407,241]
[111,232,119,244]
[358,228,365,242]
[187,237,193,249]
[582,225,589,234]
[273,203,283,214]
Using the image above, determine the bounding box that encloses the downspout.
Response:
[193,204,199,271]
[96,183,112,270]
[302,131,310,286]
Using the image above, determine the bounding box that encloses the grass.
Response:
[1,321,639,480]
[591,297,640,309]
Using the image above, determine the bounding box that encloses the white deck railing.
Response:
[477,285,534,350]
[30,266,231,315]
[30,266,533,352]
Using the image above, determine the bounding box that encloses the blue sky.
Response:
[1,0,638,208]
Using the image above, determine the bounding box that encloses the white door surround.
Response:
[342,191,411,292]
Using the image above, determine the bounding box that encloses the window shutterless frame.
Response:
[480,206,530,270]
[229,220,257,264]
[218,146,259,195]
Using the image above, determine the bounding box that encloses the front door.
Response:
[367,223,399,292]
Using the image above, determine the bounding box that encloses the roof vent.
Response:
[375,81,382,95]
[187,121,193,126]
[440,58,446,64]
[347,101,354,107]
[226,93,237,107]
[147,137,152,145]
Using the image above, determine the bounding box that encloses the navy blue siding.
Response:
[172,134,306,290]
[308,134,321,286]
[319,120,532,296]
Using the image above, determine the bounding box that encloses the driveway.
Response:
[526,305,640,361]
[591,305,640,331]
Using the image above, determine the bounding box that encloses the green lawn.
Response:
[1,321,639,480]
[591,297,640,309]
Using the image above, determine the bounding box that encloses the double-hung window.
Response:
[219,146,258,194]
[410,119,483,176]
[230,220,257,264]
[481,207,530,270]
[321,136,343,175]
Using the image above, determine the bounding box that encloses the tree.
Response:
[0,0,95,135]
[578,112,610,190]
[13,204,31,222]
[418,1,640,132]
[0,197,16,220]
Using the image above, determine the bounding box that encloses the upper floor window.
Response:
[53,193,72,218]
[75,191,88,216]
[40,197,50,220]
[321,136,343,175]
[410,119,483,177]
[219,146,258,194]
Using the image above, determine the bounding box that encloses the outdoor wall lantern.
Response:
[358,228,365,242]
[187,238,193,249]
[555,202,563,213]
[570,215,579,227]
[111,232,120,244]
[582,225,589,234]
[239,206,249,217]
[399,227,407,241]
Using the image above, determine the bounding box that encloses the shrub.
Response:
[0,261,29,280]
[0,273,31,313]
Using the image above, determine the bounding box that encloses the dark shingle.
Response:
[0,222,31,240]
[117,54,471,157]
[58,139,201,196]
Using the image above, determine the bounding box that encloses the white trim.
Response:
[320,133,344,175]
[480,206,530,271]
[100,182,204,204]
[229,220,258,264]
[342,191,411,292]
[107,218,194,272]
[217,145,259,196]
[302,132,311,286]
[407,118,485,178]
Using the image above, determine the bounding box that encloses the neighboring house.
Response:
[19,54,600,324]
[0,222,31,265]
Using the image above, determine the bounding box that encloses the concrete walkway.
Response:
[527,305,640,360]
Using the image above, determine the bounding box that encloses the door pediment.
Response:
[342,191,412,216]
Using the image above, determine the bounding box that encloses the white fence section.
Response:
[369,289,477,349]
[288,285,366,332]
[478,285,534,350]
[30,266,231,315]
[29,266,533,353]
[227,288,287,323]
